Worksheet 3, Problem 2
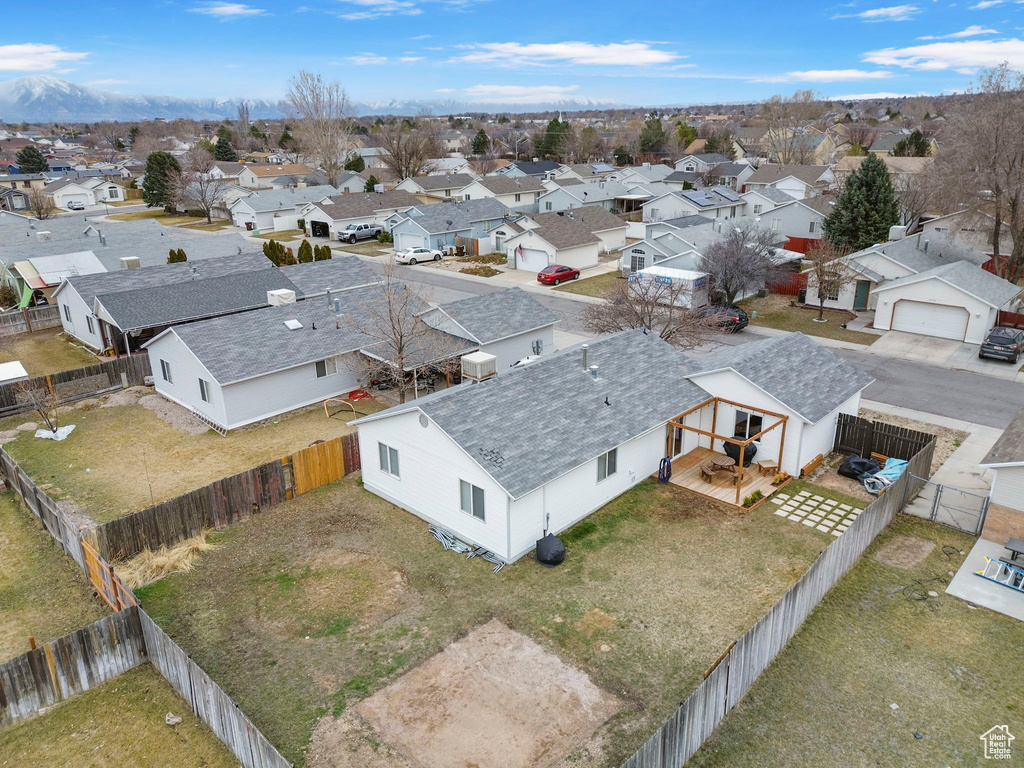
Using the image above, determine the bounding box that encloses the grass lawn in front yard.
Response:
[554,270,622,297]
[105,198,145,207]
[0,664,239,768]
[137,477,834,767]
[255,228,304,241]
[179,219,233,232]
[0,329,97,377]
[0,393,384,524]
[0,493,106,662]
[105,208,166,221]
[689,515,1023,768]
[335,241,392,257]
[738,293,879,344]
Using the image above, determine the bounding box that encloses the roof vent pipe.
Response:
[589,364,599,381]
[581,343,588,370]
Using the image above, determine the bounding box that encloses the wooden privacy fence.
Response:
[0,609,146,729]
[766,270,808,296]
[0,353,152,418]
[997,309,1024,330]
[0,305,62,337]
[833,413,935,463]
[88,433,361,562]
[618,440,934,768]
[140,611,291,768]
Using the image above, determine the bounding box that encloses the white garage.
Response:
[891,301,968,341]
[871,261,1021,345]
[516,247,549,271]
[397,232,424,252]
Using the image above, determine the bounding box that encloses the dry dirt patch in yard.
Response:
[860,408,966,476]
[0,329,97,376]
[871,534,936,569]
[351,619,621,768]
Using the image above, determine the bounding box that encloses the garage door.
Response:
[891,301,969,341]
[398,233,424,252]
[517,247,549,272]
[62,194,89,205]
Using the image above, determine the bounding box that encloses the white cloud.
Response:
[462,84,582,103]
[338,0,421,19]
[452,41,679,67]
[189,2,267,17]
[84,78,138,86]
[833,4,920,21]
[970,0,1003,8]
[411,34,432,39]
[346,54,388,64]
[918,24,998,38]
[398,56,423,62]
[0,43,88,71]
[864,37,1024,68]
[753,69,894,82]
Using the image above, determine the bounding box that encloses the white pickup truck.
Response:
[338,222,383,243]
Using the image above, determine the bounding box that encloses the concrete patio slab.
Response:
[947,538,1024,622]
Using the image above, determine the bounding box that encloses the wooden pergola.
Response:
[668,397,789,506]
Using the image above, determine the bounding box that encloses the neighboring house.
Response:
[352,329,871,563]
[228,185,338,231]
[300,190,421,240]
[833,155,932,195]
[979,407,1024,536]
[709,162,755,191]
[732,197,831,253]
[496,160,562,178]
[673,153,731,174]
[609,162,675,185]
[348,146,390,170]
[538,178,671,215]
[45,177,124,208]
[237,163,314,189]
[642,186,747,222]
[742,187,796,215]
[458,175,545,209]
[208,162,245,180]
[867,132,937,156]
[921,209,1013,257]
[552,163,617,182]
[505,206,626,270]
[0,186,29,211]
[11,250,107,303]
[619,215,713,273]
[743,164,833,199]
[662,171,703,190]
[440,131,468,153]
[387,198,509,253]
[428,155,477,176]
[0,173,48,191]
[395,173,477,203]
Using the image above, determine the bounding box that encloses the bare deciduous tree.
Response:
[173,147,233,223]
[377,124,440,180]
[805,240,855,322]
[14,381,59,434]
[700,222,784,305]
[582,276,717,350]
[760,90,826,164]
[467,154,500,175]
[93,122,124,163]
[286,71,354,187]
[27,188,56,219]
[930,64,1024,282]
[893,170,933,229]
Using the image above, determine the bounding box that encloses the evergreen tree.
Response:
[472,128,489,154]
[142,151,180,210]
[613,145,632,166]
[278,126,293,148]
[364,175,379,192]
[15,145,48,174]
[674,122,698,149]
[823,154,899,250]
[345,154,365,173]
[263,239,294,266]
[638,115,669,155]
[297,239,314,263]
[214,136,238,162]
[890,130,931,157]
[167,248,188,264]
[537,117,571,159]
[314,244,332,261]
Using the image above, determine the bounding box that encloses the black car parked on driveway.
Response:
[696,304,749,333]
[979,326,1024,363]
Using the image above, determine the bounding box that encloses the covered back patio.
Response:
[666,397,790,508]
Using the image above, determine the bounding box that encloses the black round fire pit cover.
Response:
[723,436,757,466]
[536,533,566,566]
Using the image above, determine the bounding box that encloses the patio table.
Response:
[1006,537,1024,561]
[710,455,736,471]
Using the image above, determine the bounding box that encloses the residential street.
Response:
[394,266,1023,430]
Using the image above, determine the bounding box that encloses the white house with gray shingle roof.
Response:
[352,329,871,563]
[979,406,1024,522]
[504,206,627,271]
[228,185,339,232]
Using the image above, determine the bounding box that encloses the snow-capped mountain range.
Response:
[0,76,623,122]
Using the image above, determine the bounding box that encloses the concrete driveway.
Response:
[868,331,1024,382]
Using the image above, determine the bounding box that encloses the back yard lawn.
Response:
[0,330,97,376]
[689,515,1023,768]
[0,664,238,768]
[739,293,878,344]
[0,493,106,662]
[137,477,835,767]
[554,270,622,298]
[0,392,384,524]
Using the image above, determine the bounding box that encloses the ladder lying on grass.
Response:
[976,556,1024,593]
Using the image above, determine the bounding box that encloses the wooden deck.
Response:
[668,447,779,507]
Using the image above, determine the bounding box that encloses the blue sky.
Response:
[3,0,1024,105]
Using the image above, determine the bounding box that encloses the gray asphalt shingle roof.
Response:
[431,287,560,344]
[233,185,337,212]
[278,257,378,298]
[401,198,508,234]
[473,176,546,195]
[408,173,476,191]
[746,186,796,204]
[309,190,420,222]
[874,260,1021,308]
[691,332,874,424]
[357,330,711,499]
[863,232,988,272]
[981,407,1024,466]
[746,164,829,186]
[507,161,561,176]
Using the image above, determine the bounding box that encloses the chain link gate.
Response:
[902,475,990,535]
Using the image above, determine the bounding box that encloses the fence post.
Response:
[23,307,32,333]
[930,483,942,523]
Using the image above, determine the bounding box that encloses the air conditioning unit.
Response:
[119,256,141,270]
[267,289,297,306]
[461,351,497,382]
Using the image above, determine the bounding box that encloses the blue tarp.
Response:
[863,458,909,495]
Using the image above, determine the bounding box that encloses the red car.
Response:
[537,264,580,285]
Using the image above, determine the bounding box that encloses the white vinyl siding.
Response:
[991,467,1024,511]
[460,480,485,520]
[478,325,555,371]
[315,358,337,378]
[144,330,228,428]
[379,442,400,478]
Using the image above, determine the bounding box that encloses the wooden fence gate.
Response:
[81,538,138,611]
[288,434,360,496]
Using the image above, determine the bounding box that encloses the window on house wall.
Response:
[160,359,172,383]
[63,305,71,322]
[597,448,618,482]
[315,358,337,378]
[753,204,762,214]
[630,253,646,272]
[464,194,471,200]
[379,442,400,477]
[514,193,521,202]
[86,316,94,335]
[734,410,764,441]
[459,480,485,520]
[199,378,212,403]
[808,221,817,234]
[545,202,552,211]
[771,218,782,231]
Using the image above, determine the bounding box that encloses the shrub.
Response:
[0,284,18,307]
[742,490,764,508]
[297,218,305,231]
[377,230,394,243]
[297,239,314,263]
[185,209,206,218]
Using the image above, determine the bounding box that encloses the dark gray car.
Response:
[979,326,1024,363]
